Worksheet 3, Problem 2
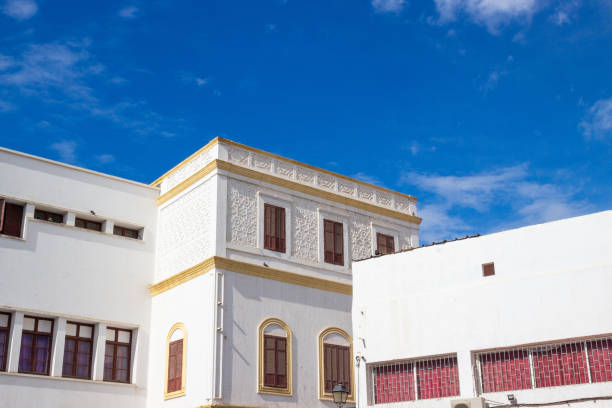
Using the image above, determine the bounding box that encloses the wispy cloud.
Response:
[118,6,139,19]
[179,71,210,88]
[480,69,507,93]
[2,0,38,20]
[580,97,612,141]
[95,153,115,164]
[401,164,589,242]
[433,0,543,33]
[353,172,384,186]
[50,140,77,163]
[550,0,581,25]
[371,0,405,14]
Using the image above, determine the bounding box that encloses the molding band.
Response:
[157,159,422,225]
[149,256,353,296]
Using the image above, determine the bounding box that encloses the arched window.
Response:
[258,318,292,395]
[165,323,186,399]
[319,327,354,401]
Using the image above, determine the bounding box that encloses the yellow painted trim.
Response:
[164,323,187,400]
[151,137,417,203]
[258,318,292,396]
[318,327,355,402]
[151,137,220,187]
[156,159,218,206]
[156,159,422,225]
[148,257,352,297]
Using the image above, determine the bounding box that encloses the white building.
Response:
[352,211,612,408]
[0,137,421,408]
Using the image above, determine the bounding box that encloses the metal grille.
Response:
[474,336,612,394]
[370,355,460,404]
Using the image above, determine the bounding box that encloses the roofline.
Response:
[150,137,418,202]
[0,146,160,191]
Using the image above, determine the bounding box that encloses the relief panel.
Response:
[228,179,257,248]
[292,200,319,262]
[350,216,372,261]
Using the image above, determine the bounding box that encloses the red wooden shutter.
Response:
[264,204,272,250]
[167,339,183,392]
[2,203,23,237]
[334,222,343,266]
[0,199,5,231]
[264,205,286,253]
[264,335,277,387]
[276,337,287,387]
[324,344,351,393]
[324,220,334,263]
[277,207,286,252]
[377,233,395,254]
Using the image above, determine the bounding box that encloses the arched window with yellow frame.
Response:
[318,327,354,401]
[164,323,187,400]
[258,317,292,396]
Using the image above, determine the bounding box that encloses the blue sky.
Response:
[0,0,610,243]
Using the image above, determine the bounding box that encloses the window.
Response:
[258,318,292,395]
[319,328,353,401]
[165,323,186,399]
[104,327,132,383]
[482,262,495,277]
[371,355,460,404]
[75,218,102,232]
[264,204,285,253]
[18,316,54,375]
[0,312,11,371]
[34,209,63,223]
[0,199,24,238]
[376,233,395,255]
[113,225,140,239]
[474,336,612,394]
[324,220,344,266]
[62,322,94,379]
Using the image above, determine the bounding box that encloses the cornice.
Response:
[149,256,353,297]
[156,159,422,225]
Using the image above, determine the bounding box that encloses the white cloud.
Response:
[195,77,208,87]
[118,6,139,19]
[50,140,77,163]
[580,98,612,140]
[95,153,115,164]
[372,0,405,14]
[352,172,383,186]
[2,0,38,20]
[551,0,581,25]
[480,70,507,93]
[401,164,589,242]
[433,0,542,33]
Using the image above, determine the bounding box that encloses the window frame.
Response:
[257,193,292,258]
[113,225,141,240]
[258,317,292,396]
[103,327,132,384]
[34,209,64,224]
[376,233,395,255]
[371,223,401,256]
[75,218,103,232]
[164,322,187,400]
[0,312,11,372]
[263,203,286,253]
[62,321,94,380]
[0,200,24,238]
[318,327,354,401]
[18,316,54,376]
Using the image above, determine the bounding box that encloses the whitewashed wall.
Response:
[352,211,612,408]
[0,148,158,408]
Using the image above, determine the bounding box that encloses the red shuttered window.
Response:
[372,355,459,404]
[263,335,287,388]
[324,344,351,393]
[264,204,286,253]
[34,209,64,223]
[75,218,102,232]
[0,312,11,372]
[587,339,612,383]
[62,322,94,379]
[18,316,54,375]
[0,200,24,238]
[480,350,532,393]
[324,220,344,266]
[167,339,183,393]
[113,225,140,239]
[104,328,132,383]
[533,343,589,388]
[376,233,395,255]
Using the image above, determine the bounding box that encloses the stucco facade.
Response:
[352,211,612,408]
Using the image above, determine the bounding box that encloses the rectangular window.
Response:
[0,199,24,238]
[376,233,395,255]
[167,339,183,393]
[75,218,102,232]
[324,220,344,266]
[18,316,54,375]
[263,334,287,388]
[34,209,64,224]
[475,337,612,394]
[264,204,286,253]
[62,322,94,379]
[371,355,459,404]
[113,225,140,239]
[324,344,351,393]
[0,312,11,371]
[104,327,132,383]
